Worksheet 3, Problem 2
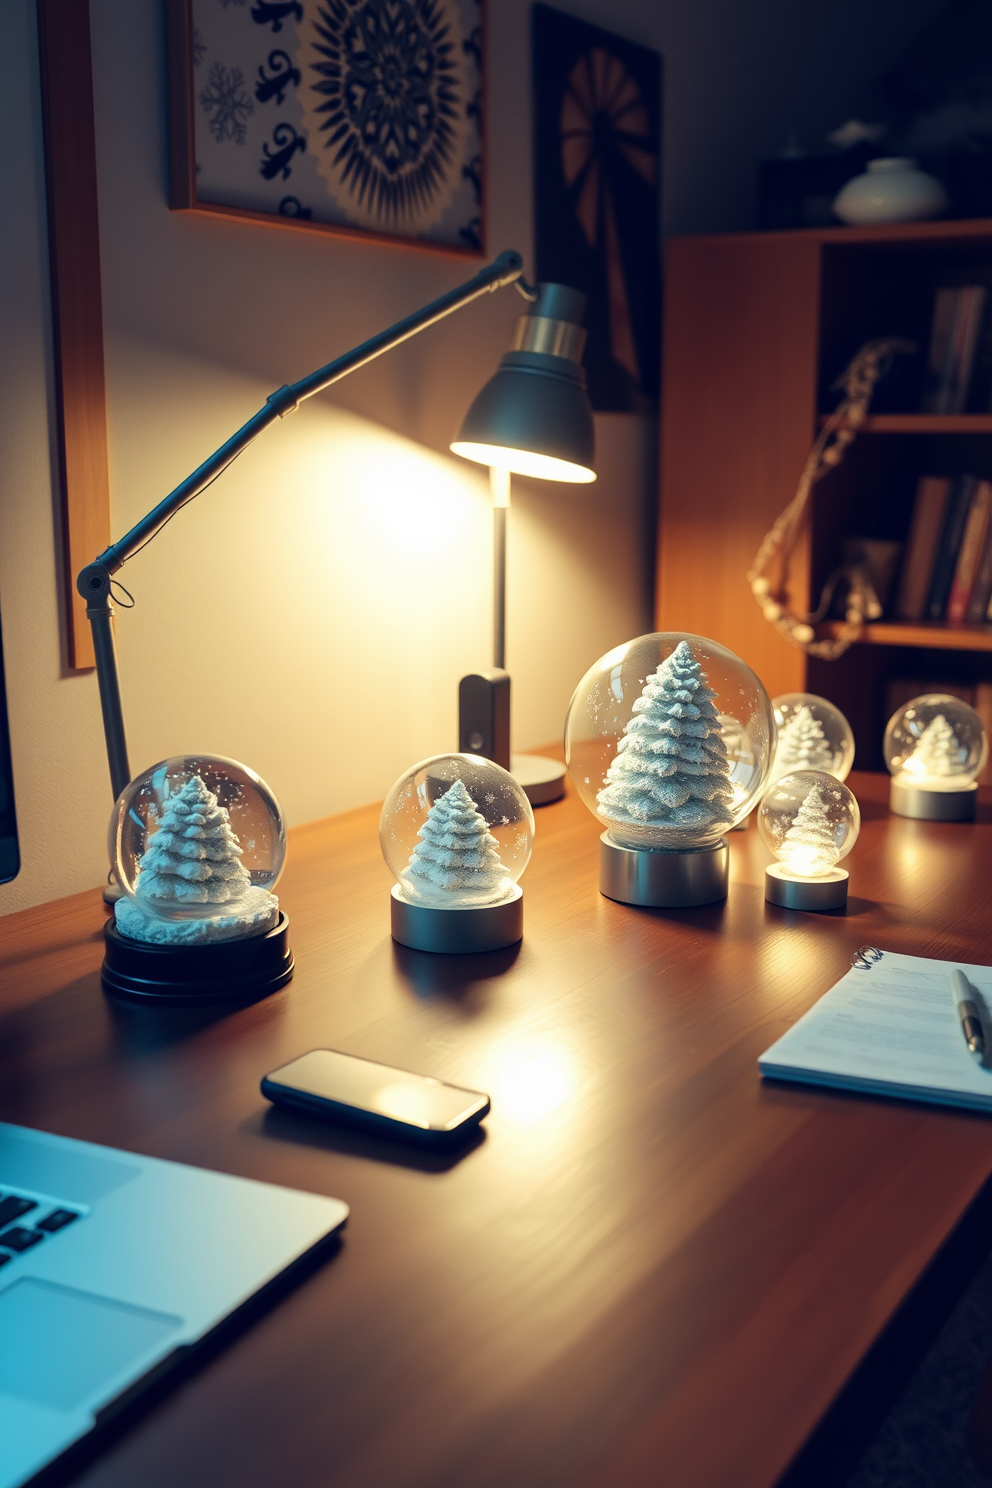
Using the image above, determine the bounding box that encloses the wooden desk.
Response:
[3,770,992,1488]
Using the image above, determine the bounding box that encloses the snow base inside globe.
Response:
[765,863,848,912]
[599,834,729,909]
[101,912,294,1004]
[889,777,978,821]
[114,886,280,946]
[390,884,523,954]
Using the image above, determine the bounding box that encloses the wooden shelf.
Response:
[819,620,992,651]
[818,413,992,434]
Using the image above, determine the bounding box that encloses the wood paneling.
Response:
[3,773,992,1487]
[37,0,111,672]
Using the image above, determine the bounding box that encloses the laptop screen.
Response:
[0,610,20,883]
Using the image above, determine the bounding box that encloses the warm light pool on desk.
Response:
[885,693,987,822]
[758,770,860,912]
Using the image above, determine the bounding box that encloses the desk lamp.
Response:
[76,250,577,1001]
[451,283,596,804]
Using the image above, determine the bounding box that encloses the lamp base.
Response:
[889,778,978,821]
[511,753,566,806]
[765,864,848,911]
[101,913,294,1004]
[599,834,729,908]
[390,885,523,954]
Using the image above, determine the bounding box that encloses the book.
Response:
[975,683,992,785]
[947,479,992,623]
[966,502,992,622]
[926,473,976,620]
[894,476,952,621]
[922,285,988,414]
[758,948,992,1113]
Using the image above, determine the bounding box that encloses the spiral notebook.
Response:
[758,947,992,1113]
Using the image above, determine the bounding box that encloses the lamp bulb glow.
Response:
[450,441,596,483]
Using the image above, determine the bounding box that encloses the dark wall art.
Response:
[532,5,661,412]
[167,0,485,255]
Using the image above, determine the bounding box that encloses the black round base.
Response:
[102,913,294,1005]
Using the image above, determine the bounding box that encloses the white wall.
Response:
[0,0,942,914]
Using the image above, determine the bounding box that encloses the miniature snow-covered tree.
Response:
[402,779,512,906]
[597,640,735,846]
[773,705,833,778]
[136,775,252,908]
[778,784,840,876]
[904,714,961,779]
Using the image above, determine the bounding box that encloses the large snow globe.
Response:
[770,693,855,784]
[380,753,534,953]
[564,633,775,906]
[103,755,293,1004]
[759,770,860,911]
[884,693,987,821]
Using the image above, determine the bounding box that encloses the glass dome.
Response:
[758,770,860,878]
[380,754,534,908]
[564,632,775,850]
[110,755,286,921]
[884,693,988,789]
[770,693,854,783]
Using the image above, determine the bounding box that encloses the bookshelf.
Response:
[657,218,992,772]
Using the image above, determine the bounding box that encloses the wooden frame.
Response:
[166,0,487,259]
[37,0,111,671]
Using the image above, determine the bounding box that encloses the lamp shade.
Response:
[451,283,596,483]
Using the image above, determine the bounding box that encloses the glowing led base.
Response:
[765,863,849,911]
[390,884,523,954]
[599,835,729,908]
[889,777,978,822]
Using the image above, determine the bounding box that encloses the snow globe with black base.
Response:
[380,754,534,953]
[885,693,987,821]
[104,754,293,1003]
[565,633,774,907]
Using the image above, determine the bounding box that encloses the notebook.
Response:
[758,947,992,1112]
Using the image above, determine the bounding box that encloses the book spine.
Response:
[922,288,959,414]
[926,474,975,620]
[966,483,992,622]
[895,476,952,621]
[947,480,992,623]
[947,287,988,415]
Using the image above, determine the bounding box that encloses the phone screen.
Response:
[263,1050,489,1133]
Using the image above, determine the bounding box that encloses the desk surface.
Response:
[3,770,992,1488]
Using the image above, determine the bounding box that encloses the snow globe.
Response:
[380,754,534,953]
[759,771,860,911]
[885,693,987,821]
[564,633,775,907]
[103,754,293,1003]
[770,694,855,784]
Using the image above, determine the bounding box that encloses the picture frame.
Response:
[167,0,486,258]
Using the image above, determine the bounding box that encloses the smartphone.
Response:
[261,1049,490,1146]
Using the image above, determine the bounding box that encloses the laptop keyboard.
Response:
[0,1192,81,1267]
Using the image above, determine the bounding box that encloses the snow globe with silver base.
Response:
[104,754,292,1002]
[759,770,860,911]
[885,694,987,821]
[565,633,774,907]
[769,693,855,784]
[380,754,534,954]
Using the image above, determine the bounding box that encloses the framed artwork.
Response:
[532,5,661,412]
[167,0,485,256]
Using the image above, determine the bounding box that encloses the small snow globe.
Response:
[103,755,292,1005]
[885,693,987,821]
[380,753,534,953]
[770,693,855,784]
[759,770,860,911]
[564,632,775,906]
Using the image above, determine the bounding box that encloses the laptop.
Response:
[0,1124,348,1488]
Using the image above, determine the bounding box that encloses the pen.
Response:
[951,969,986,1059]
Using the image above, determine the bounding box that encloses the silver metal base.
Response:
[599,834,729,908]
[889,778,977,822]
[511,753,566,806]
[390,884,523,954]
[765,864,848,911]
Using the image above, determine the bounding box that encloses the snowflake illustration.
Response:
[200,62,254,144]
[501,815,510,825]
[192,28,206,66]
[484,792,496,804]
[310,0,459,220]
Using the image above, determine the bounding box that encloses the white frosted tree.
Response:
[779,785,839,876]
[773,705,833,777]
[402,779,511,906]
[597,640,734,840]
[136,775,252,908]
[905,714,961,778]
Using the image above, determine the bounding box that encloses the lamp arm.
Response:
[76,249,524,800]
